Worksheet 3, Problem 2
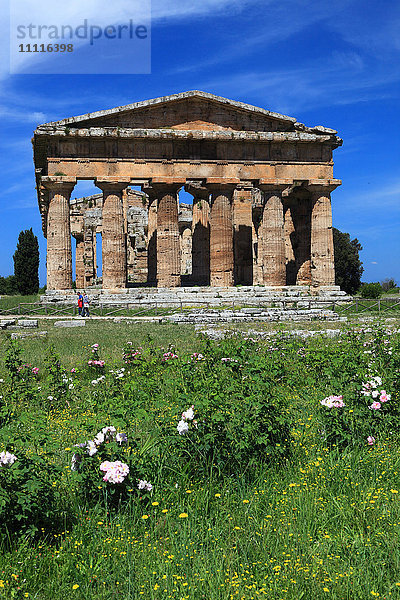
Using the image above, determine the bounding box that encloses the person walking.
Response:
[82,292,90,317]
[77,292,83,317]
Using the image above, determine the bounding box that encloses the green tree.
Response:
[333,227,364,295]
[0,275,18,295]
[13,229,40,295]
[360,282,382,299]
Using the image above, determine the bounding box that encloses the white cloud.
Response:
[0,105,46,123]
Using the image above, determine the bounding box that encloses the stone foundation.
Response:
[42,285,351,307]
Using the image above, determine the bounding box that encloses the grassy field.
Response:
[0,320,399,599]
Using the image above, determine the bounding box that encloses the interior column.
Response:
[186,183,210,285]
[75,234,85,289]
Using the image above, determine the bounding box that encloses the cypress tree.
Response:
[13,229,40,295]
[333,227,364,295]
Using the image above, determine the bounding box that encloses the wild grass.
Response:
[0,323,399,599]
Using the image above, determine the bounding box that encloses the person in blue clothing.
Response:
[82,292,90,317]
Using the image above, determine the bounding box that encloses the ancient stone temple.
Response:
[33,91,342,293]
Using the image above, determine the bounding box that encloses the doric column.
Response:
[209,184,235,287]
[153,184,181,287]
[283,201,296,285]
[75,235,85,289]
[310,188,335,287]
[83,225,96,286]
[233,184,253,285]
[295,197,312,285]
[258,185,286,286]
[43,178,75,290]
[186,183,210,285]
[96,179,129,289]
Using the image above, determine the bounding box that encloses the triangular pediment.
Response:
[39,91,300,133]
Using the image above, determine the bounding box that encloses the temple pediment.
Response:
[38,91,336,135]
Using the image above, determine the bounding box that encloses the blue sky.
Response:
[0,0,399,285]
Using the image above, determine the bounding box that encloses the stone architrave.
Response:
[259,184,286,285]
[96,179,129,289]
[310,187,336,287]
[209,184,235,287]
[153,184,181,287]
[43,178,75,290]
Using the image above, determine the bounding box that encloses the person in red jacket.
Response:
[77,292,83,316]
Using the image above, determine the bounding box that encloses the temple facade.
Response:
[33,91,342,291]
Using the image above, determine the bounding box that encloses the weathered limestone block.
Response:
[11,331,47,339]
[0,319,16,329]
[260,190,286,285]
[155,185,181,287]
[97,181,128,289]
[17,320,38,328]
[54,320,86,327]
[311,191,335,287]
[44,180,75,290]
[209,185,235,287]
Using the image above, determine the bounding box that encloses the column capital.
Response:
[305,179,342,194]
[185,181,210,201]
[148,181,183,195]
[236,180,255,191]
[258,178,292,194]
[207,182,237,198]
[142,184,158,205]
[95,178,130,192]
[41,176,76,193]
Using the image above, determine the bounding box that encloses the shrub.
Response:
[70,425,153,509]
[0,275,18,295]
[155,337,293,475]
[360,282,382,298]
[381,278,397,292]
[0,448,63,538]
[317,329,399,448]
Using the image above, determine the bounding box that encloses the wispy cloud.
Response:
[195,51,400,115]
[0,106,46,123]
[169,0,353,75]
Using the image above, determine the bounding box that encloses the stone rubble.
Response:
[0,319,38,330]
[164,307,347,324]
[10,331,48,340]
[54,320,86,328]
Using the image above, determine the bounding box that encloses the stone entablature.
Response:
[33,91,342,292]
